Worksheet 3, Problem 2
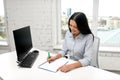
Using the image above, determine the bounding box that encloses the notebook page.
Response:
[38,58,68,73]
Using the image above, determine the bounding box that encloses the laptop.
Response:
[13,26,39,68]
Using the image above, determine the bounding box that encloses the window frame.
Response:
[0,0,9,53]
[0,0,8,44]
[52,0,62,46]
[55,0,99,45]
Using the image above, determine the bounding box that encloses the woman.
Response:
[48,12,94,72]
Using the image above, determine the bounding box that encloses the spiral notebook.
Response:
[38,58,68,73]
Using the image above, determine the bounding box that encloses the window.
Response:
[60,0,120,48]
[61,0,93,40]
[0,0,7,46]
[98,0,120,47]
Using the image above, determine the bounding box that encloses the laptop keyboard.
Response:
[19,51,39,68]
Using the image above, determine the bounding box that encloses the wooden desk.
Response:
[0,50,120,80]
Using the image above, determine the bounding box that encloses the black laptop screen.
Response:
[13,26,33,62]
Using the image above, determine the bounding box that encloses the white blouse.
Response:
[60,30,94,66]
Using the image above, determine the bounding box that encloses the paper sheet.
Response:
[38,58,68,73]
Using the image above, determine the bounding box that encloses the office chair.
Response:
[90,36,100,68]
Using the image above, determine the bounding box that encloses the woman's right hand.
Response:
[47,56,56,63]
[47,54,62,63]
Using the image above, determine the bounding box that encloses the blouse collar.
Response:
[69,31,84,39]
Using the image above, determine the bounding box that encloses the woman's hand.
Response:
[47,56,56,63]
[47,54,62,63]
[58,61,82,72]
[58,64,74,72]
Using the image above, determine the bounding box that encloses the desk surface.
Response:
[0,50,120,80]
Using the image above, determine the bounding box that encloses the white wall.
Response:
[5,0,58,52]
[99,52,120,70]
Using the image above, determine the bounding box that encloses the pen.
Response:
[48,52,50,58]
[48,52,51,63]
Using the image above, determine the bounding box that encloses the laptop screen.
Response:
[13,26,33,62]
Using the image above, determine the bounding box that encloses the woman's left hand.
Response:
[58,64,73,72]
[58,61,82,72]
